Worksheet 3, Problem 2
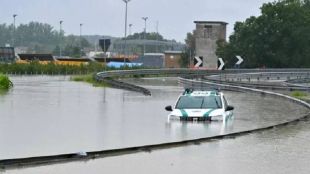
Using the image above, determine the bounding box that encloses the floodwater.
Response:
[7,118,310,174]
[0,76,308,162]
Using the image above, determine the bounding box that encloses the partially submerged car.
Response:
[165,89,234,121]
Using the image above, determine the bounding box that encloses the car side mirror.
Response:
[225,105,234,111]
[165,105,173,111]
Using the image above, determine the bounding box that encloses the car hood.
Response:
[169,108,223,117]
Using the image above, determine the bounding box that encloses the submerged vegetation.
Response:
[71,74,109,87]
[290,91,308,100]
[0,74,13,90]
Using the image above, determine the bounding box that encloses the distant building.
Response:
[111,39,185,55]
[15,47,28,54]
[194,21,227,69]
[164,51,182,68]
[0,47,15,63]
[132,53,164,68]
[18,54,55,61]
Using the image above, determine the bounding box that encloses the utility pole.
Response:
[59,20,63,58]
[123,0,131,63]
[142,17,148,55]
[156,21,159,53]
[129,24,133,36]
[80,23,83,58]
[13,14,17,47]
[104,37,107,71]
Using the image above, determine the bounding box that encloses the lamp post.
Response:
[156,20,159,53]
[142,17,148,55]
[13,14,17,47]
[59,20,63,57]
[129,24,133,36]
[123,0,131,63]
[80,23,83,58]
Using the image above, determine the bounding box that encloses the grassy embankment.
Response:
[71,74,110,87]
[290,91,309,100]
[0,74,13,91]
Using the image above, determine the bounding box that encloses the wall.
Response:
[194,21,227,69]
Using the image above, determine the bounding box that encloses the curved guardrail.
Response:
[200,77,310,91]
[96,69,310,95]
[2,69,310,169]
[207,71,310,82]
[96,68,310,79]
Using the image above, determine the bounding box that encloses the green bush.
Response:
[0,74,13,90]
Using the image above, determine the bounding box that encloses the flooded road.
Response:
[0,76,308,161]
[7,118,310,174]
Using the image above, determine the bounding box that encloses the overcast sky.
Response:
[1,0,274,42]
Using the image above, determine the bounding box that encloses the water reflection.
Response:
[165,117,235,139]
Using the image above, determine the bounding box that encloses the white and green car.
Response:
[165,89,234,121]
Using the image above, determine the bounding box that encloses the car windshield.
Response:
[175,96,222,109]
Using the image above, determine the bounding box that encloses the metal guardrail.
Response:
[179,77,310,109]
[96,68,310,79]
[96,69,310,95]
[199,78,310,91]
[208,71,310,82]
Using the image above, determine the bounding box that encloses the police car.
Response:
[165,89,234,121]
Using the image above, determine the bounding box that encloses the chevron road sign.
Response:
[194,56,203,67]
[218,58,225,70]
[236,55,244,65]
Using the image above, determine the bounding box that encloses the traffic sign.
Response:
[218,58,225,70]
[236,55,244,65]
[194,56,203,67]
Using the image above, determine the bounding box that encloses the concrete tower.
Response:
[194,21,227,69]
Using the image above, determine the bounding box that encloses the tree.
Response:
[180,32,195,67]
[126,32,165,41]
[217,0,310,68]
[0,21,91,56]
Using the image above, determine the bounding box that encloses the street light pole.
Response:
[142,17,148,55]
[59,20,63,58]
[156,20,159,53]
[80,23,83,58]
[13,14,17,47]
[129,24,133,36]
[123,0,131,63]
